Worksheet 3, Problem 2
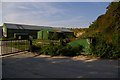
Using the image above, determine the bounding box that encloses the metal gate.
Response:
[0,39,30,56]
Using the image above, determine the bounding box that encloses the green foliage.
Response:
[51,32,59,40]
[32,2,120,59]
[90,36,120,59]
[31,45,41,52]
[49,32,66,40]
[38,42,83,57]
[85,2,120,59]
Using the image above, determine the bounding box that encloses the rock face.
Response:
[76,31,85,37]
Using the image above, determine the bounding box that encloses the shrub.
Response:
[59,45,73,56]
[39,42,58,56]
[90,36,120,59]
[30,45,41,52]
[40,45,50,55]
[39,42,84,57]
[72,45,84,55]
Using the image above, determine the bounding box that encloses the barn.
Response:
[1,23,74,40]
[37,28,74,40]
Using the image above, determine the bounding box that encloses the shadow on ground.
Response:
[2,53,119,78]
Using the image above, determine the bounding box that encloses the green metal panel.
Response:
[3,23,7,37]
[68,39,91,54]
[43,30,49,40]
[37,30,43,39]
[37,29,54,40]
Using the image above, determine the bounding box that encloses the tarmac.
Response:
[1,51,119,78]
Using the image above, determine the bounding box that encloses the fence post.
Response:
[0,40,1,55]
[29,36,33,52]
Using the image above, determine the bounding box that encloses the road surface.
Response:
[2,52,119,78]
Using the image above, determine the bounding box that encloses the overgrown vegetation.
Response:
[31,2,120,59]
[49,32,66,40]
[83,2,120,59]
[32,40,83,57]
[90,34,119,59]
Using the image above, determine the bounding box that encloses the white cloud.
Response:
[2,3,68,27]
[2,2,92,28]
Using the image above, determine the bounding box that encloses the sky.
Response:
[0,2,110,28]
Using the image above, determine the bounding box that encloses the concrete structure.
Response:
[1,23,74,40]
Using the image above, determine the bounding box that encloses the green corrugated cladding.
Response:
[68,39,91,54]
[37,29,53,40]
[3,23,7,37]
[37,30,43,39]
[43,30,49,40]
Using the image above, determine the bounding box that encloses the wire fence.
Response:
[0,40,30,56]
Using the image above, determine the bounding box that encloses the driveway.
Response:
[2,52,119,78]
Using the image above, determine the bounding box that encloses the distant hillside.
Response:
[83,2,120,59]
[86,2,120,45]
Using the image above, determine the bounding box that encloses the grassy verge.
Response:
[68,38,91,54]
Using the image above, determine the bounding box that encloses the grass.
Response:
[68,39,89,47]
[68,38,91,54]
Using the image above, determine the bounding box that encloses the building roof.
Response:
[4,23,52,30]
[3,23,73,32]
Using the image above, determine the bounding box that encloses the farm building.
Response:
[1,23,74,40]
[37,29,74,40]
